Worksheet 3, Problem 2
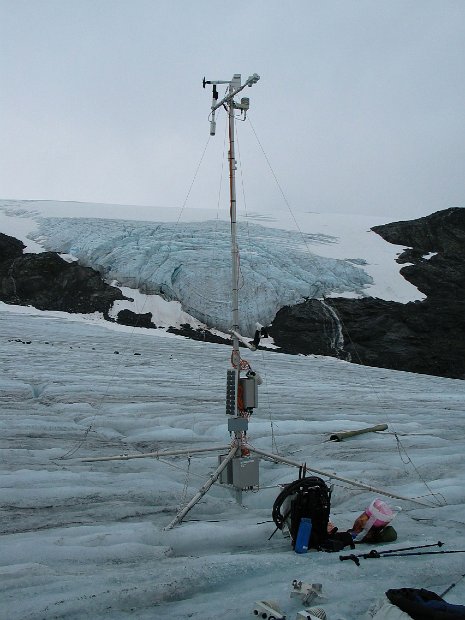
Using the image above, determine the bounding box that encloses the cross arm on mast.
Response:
[204,73,260,137]
[210,73,260,112]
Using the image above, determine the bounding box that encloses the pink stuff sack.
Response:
[365,498,396,528]
[353,498,399,542]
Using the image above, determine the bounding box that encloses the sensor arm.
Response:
[210,73,260,113]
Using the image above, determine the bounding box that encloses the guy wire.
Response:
[246,117,445,507]
[57,135,213,460]
[235,123,280,455]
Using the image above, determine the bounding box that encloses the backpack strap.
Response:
[272,476,329,531]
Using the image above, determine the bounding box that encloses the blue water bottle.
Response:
[295,517,312,553]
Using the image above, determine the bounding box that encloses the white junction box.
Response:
[219,455,259,489]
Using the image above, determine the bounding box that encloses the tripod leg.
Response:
[164,444,238,530]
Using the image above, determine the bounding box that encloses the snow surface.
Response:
[1,304,465,620]
[1,199,461,619]
[0,199,424,334]
[108,286,203,330]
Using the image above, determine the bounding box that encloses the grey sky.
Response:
[1,0,464,220]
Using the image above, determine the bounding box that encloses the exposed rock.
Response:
[2,207,464,380]
[167,323,231,346]
[373,207,465,302]
[116,309,155,329]
[0,233,25,262]
[272,297,465,379]
[372,207,465,257]
[271,208,465,379]
[0,236,125,314]
[269,299,342,357]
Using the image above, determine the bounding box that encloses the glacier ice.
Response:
[30,217,373,334]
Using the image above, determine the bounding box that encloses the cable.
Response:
[235,123,281,455]
[247,117,314,257]
[56,328,144,460]
[179,455,192,508]
[246,118,446,508]
[57,136,213,460]
[330,306,446,507]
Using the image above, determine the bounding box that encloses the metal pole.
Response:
[246,445,432,507]
[164,443,238,530]
[228,82,241,414]
[81,445,231,463]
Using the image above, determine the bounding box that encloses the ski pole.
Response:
[371,540,444,555]
[341,549,465,566]
[340,541,444,565]
[269,508,291,540]
[440,573,465,598]
[340,554,362,566]
[372,550,465,560]
[268,525,280,541]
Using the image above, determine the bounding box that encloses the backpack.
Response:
[272,475,332,550]
[386,588,465,620]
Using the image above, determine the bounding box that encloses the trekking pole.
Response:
[268,525,280,541]
[440,573,465,598]
[269,508,291,541]
[341,549,465,566]
[340,541,444,565]
[374,550,465,560]
[369,540,444,555]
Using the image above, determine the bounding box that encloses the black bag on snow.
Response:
[272,476,331,549]
[386,588,465,620]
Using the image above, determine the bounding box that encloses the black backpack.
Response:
[272,475,332,549]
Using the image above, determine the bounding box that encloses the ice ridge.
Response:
[30,217,373,334]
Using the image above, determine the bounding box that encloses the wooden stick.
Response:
[329,424,388,442]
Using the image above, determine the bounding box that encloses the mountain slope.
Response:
[271,208,465,378]
[0,200,463,378]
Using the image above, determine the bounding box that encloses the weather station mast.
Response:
[163,73,264,529]
[83,73,431,529]
[204,72,260,365]
[84,73,265,531]
[204,72,261,440]
[208,73,265,469]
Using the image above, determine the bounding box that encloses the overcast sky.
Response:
[1,0,464,221]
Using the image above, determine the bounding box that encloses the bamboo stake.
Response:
[329,424,388,442]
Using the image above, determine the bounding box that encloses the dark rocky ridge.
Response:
[116,309,156,329]
[270,208,465,379]
[2,207,464,379]
[0,232,125,315]
[167,323,231,345]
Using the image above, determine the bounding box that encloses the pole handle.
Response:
[339,554,360,566]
